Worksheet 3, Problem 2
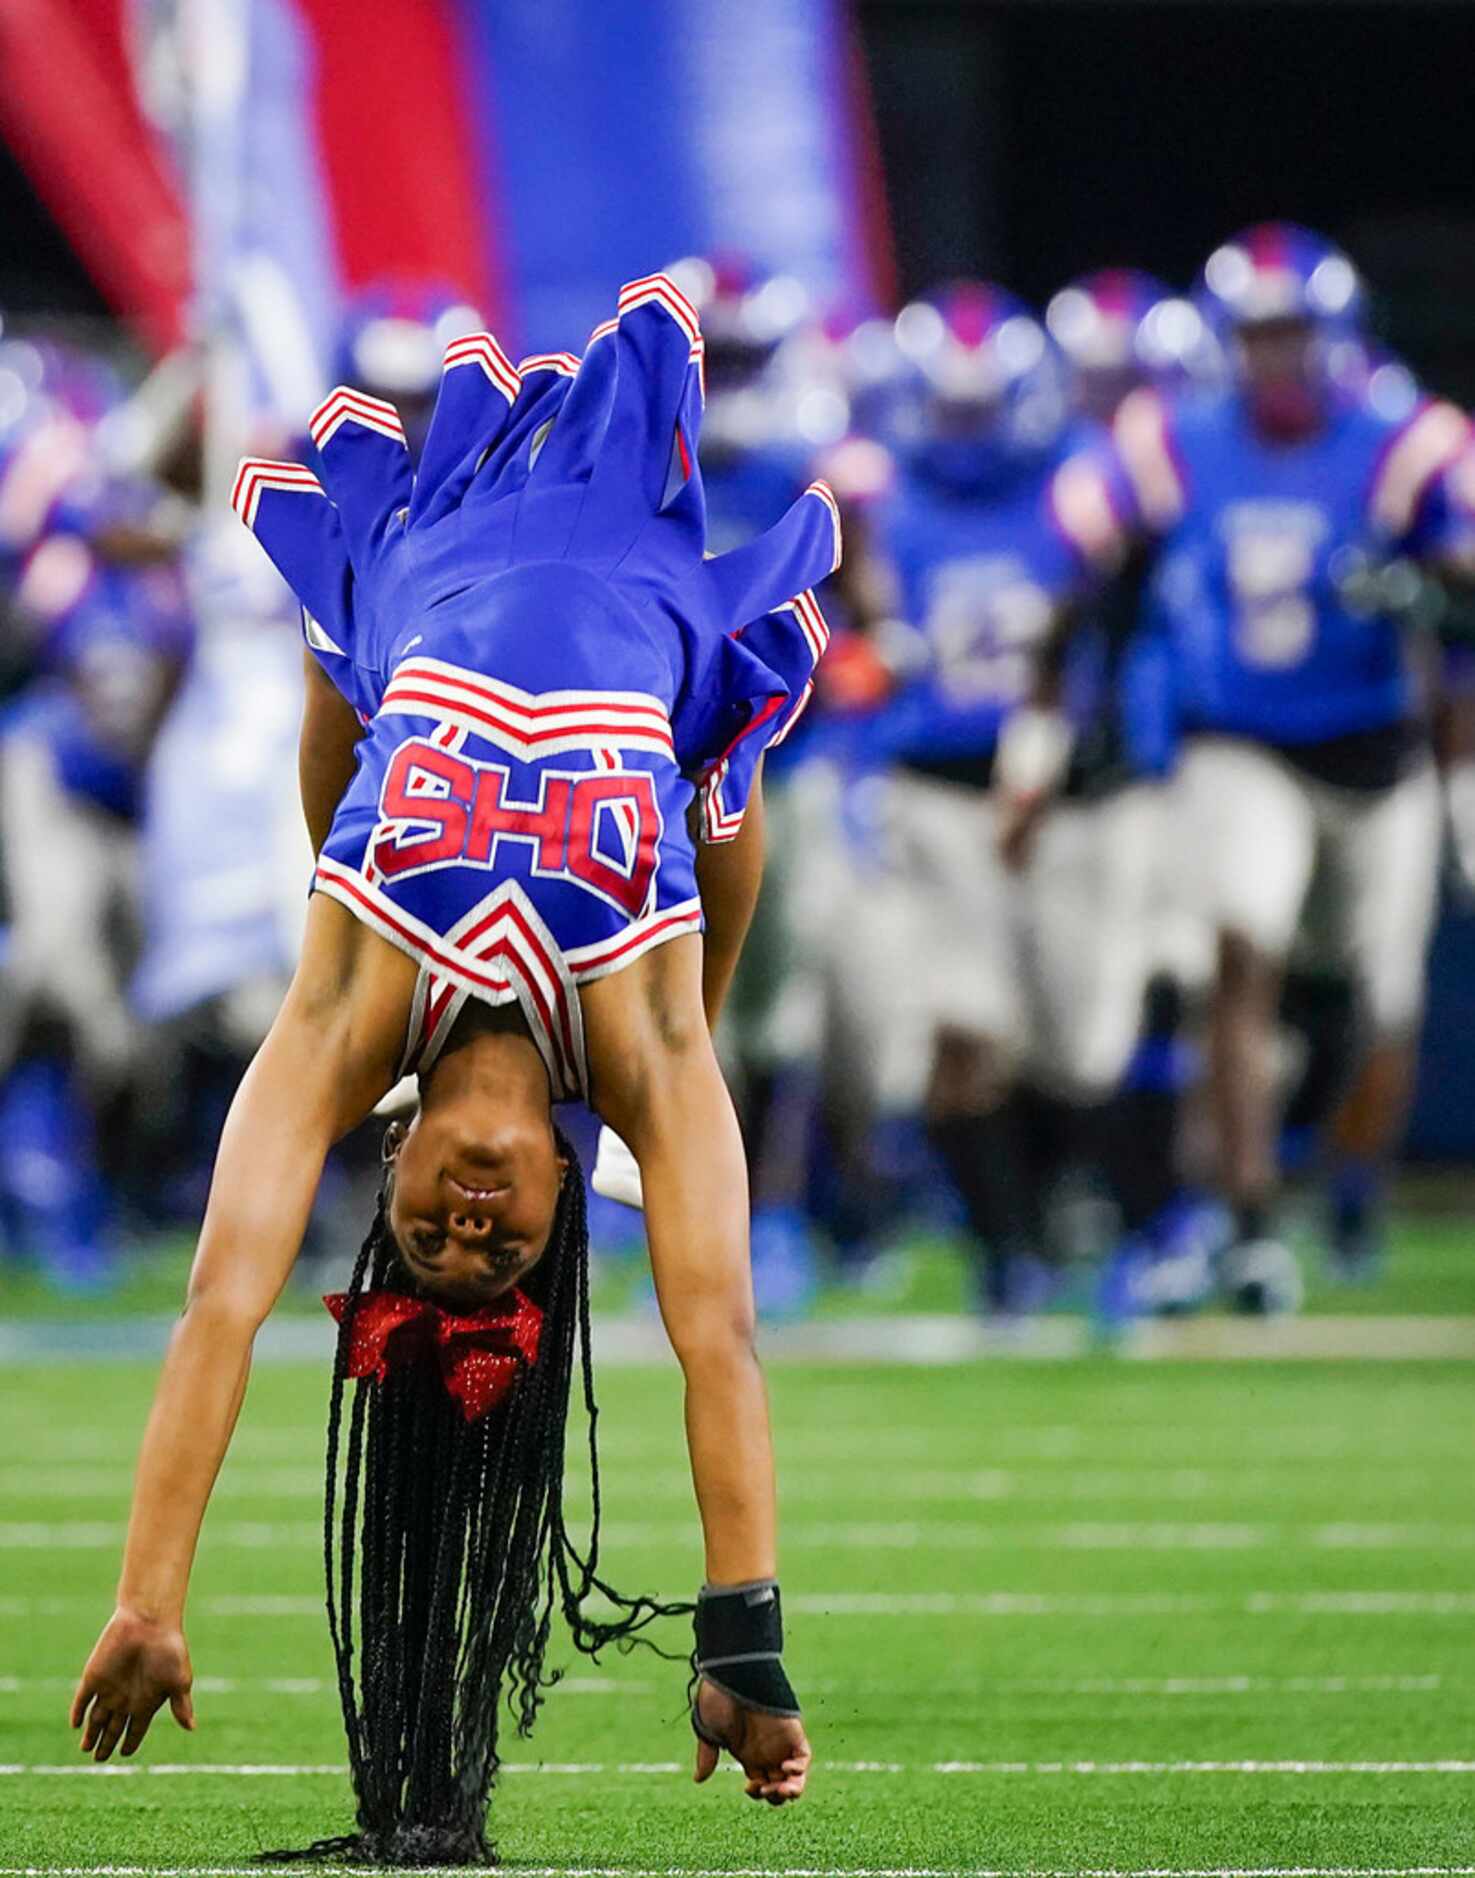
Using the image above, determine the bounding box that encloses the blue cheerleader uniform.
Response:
[235,275,839,1099]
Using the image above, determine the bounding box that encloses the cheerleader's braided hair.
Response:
[265,1132,688,1867]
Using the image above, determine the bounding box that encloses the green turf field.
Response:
[3,1355,1474,1875]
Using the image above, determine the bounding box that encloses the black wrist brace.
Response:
[693,1578,800,1717]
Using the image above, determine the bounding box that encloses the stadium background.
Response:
[1,2,1473,1873]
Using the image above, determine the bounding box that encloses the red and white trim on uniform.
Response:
[700,692,789,844]
[398,968,468,1081]
[309,385,407,451]
[618,271,701,345]
[770,677,815,749]
[441,883,584,1093]
[701,755,744,843]
[615,272,706,393]
[1050,454,1128,570]
[1368,400,1472,539]
[586,318,620,347]
[442,332,522,403]
[697,586,830,842]
[783,586,832,664]
[517,352,581,378]
[1112,387,1187,532]
[563,895,704,985]
[379,657,676,763]
[806,480,844,572]
[231,459,326,530]
[315,857,587,1100]
[590,748,652,914]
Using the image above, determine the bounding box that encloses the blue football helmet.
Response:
[892,280,1066,490]
[1198,223,1363,333]
[1047,268,1219,422]
[1198,224,1365,432]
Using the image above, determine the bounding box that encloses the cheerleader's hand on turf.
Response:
[692,1677,811,1804]
[71,1609,195,1762]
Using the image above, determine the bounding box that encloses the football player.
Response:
[1004,225,1470,1310]
[0,345,194,1288]
[1036,269,1225,1321]
[849,281,1110,1314]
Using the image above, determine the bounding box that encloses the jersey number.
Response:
[1227,532,1316,669]
[929,564,1052,706]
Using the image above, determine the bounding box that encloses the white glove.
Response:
[592,1126,644,1210]
[994,705,1075,801]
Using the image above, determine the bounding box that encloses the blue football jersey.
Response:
[236,283,839,1099]
[1054,386,1471,747]
[7,544,194,822]
[872,454,1081,772]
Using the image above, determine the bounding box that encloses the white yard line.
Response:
[3,1673,1436,1700]
[6,1308,1475,1366]
[997,1675,1443,1696]
[5,1590,1474,1619]
[4,1465,1471,1515]
[1244,1592,1475,1614]
[14,1421,1475,1469]
[0,1468,327,1499]
[788,1591,1475,1617]
[0,1675,634,1697]
[5,1760,1475,1778]
[5,1519,1474,1552]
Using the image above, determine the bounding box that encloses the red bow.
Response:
[324,1287,543,1422]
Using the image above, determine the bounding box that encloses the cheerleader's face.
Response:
[385,1107,565,1307]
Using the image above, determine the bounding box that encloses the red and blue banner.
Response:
[0,0,892,369]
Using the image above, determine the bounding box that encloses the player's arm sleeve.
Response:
[1369,400,1473,561]
[1051,394,1184,574]
[1427,456,1475,602]
[1031,400,1179,710]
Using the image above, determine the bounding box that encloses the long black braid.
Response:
[264,1131,691,1867]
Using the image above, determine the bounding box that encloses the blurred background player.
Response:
[0,339,193,1288]
[768,300,908,1284]
[1013,224,1471,1312]
[1026,269,1226,1324]
[845,282,1094,1316]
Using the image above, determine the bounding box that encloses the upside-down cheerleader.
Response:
[70,274,839,1863]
